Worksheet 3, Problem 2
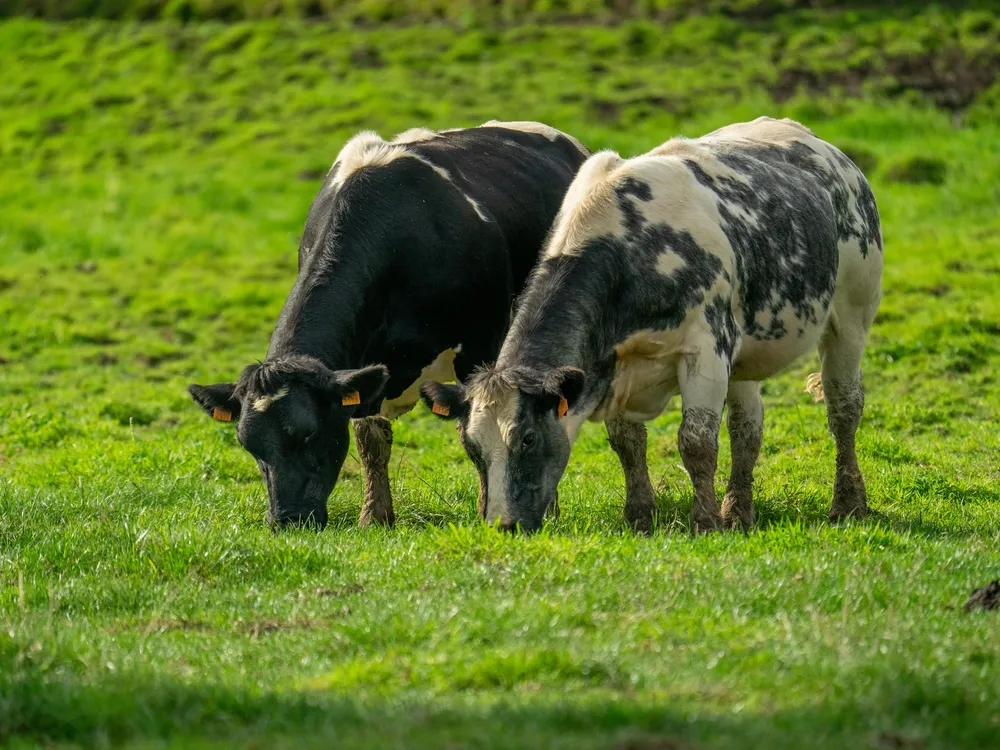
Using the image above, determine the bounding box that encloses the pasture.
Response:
[1,6,999,748]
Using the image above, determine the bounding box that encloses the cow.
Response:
[188,121,589,528]
[422,117,883,533]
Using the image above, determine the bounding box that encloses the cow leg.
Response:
[678,352,728,533]
[353,416,395,527]
[819,324,868,521]
[721,381,763,531]
[606,414,657,533]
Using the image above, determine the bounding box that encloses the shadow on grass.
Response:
[2,654,996,750]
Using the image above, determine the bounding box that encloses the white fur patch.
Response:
[330,130,452,189]
[465,195,489,222]
[479,120,588,155]
[543,150,624,259]
[466,390,520,525]
[392,128,439,144]
[380,346,463,419]
[253,387,288,413]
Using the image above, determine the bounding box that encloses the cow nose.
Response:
[272,511,328,530]
[498,520,519,534]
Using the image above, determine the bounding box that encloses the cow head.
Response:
[421,365,585,533]
[188,356,388,529]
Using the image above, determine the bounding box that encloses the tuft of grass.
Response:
[883,154,949,185]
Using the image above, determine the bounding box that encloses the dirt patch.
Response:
[876,731,923,749]
[240,617,328,637]
[136,351,186,368]
[315,582,365,597]
[298,167,326,182]
[588,98,622,123]
[772,48,1000,111]
[963,580,1000,612]
[87,352,118,366]
[609,737,685,750]
[917,283,951,298]
[350,43,384,69]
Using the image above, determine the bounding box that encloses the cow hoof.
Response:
[721,491,754,531]
[624,502,657,534]
[690,508,725,534]
[359,504,395,528]
[722,492,756,531]
[829,473,867,522]
[829,503,867,522]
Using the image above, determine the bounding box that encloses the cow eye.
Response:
[303,432,316,445]
[522,432,537,449]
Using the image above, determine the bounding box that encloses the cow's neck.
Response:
[498,256,624,415]
[265,257,371,369]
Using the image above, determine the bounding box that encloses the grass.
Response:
[1,7,1000,749]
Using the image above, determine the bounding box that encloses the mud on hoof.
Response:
[721,491,755,531]
[624,498,657,534]
[359,501,395,528]
[829,472,868,521]
[690,504,725,534]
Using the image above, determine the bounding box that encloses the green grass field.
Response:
[1,7,999,748]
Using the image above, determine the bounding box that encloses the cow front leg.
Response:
[606,414,657,533]
[678,352,728,533]
[353,416,395,527]
[721,381,763,530]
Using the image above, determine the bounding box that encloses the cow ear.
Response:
[545,366,586,409]
[330,364,389,407]
[420,382,469,421]
[188,383,241,423]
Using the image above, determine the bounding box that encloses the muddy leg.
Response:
[606,414,657,533]
[722,381,763,530]
[678,353,728,533]
[354,416,395,527]
[821,372,867,520]
[818,321,869,520]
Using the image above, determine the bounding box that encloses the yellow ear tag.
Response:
[432,402,450,417]
[558,397,569,418]
[342,391,361,406]
[212,407,233,422]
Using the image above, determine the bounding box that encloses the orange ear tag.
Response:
[558,397,569,418]
[341,391,361,406]
[212,407,233,422]
[432,402,451,417]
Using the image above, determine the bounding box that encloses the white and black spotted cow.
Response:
[189,121,588,528]
[423,117,883,533]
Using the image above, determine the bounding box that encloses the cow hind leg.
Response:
[606,415,657,533]
[722,381,763,531]
[354,416,395,527]
[678,352,728,533]
[818,317,870,521]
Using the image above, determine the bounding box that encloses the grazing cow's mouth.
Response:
[271,509,328,530]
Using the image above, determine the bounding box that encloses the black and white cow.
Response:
[422,117,883,533]
[189,121,588,528]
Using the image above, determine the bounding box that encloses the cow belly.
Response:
[380,347,462,419]
[597,329,685,422]
[731,316,826,381]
